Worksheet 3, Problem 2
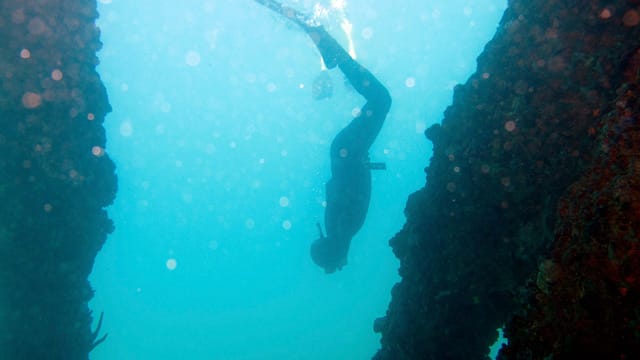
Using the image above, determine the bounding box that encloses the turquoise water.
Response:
[89,1,506,358]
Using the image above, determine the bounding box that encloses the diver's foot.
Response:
[306,26,347,69]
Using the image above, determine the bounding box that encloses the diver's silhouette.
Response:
[254,0,391,273]
[306,27,391,273]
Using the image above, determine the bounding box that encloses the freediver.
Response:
[305,25,392,273]
[253,0,391,273]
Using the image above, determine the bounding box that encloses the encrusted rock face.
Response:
[0,1,116,359]
[375,1,640,359]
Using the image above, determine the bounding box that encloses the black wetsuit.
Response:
[309,27,392,273]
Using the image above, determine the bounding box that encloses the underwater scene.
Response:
[1,0,640,359]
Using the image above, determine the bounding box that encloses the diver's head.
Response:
[310,236,347,274]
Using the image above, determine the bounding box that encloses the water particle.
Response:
[92,146,104,157]
[280,149,288,157]
[166,258,177,270]
[623,10,640,27]
[266,82,277,92]
[351,107,361,117]
[20,49,30,59]
[175,160,183,168]
[12,9,25,24]
[185,51,201,66]
[339,148,349,158]
[279,196,289,207]
[482,72,490,79]
[361,27,374,40]
[463,7,472,16]
[43,203,53,212]
[87,113,95,121]
[119,121,133,137]
[121,83,129,92]
[245,218,255,229]
[282,220,292,230]
[504,120,517,132]
[28,17,47,35]
[599,8,612,19]
[22,92,42,109]
[51,69,63,81]
[405,77,416,88]
[446,182,456,192]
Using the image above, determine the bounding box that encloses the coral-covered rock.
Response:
[376,1,640,359]
[0,1,116,359]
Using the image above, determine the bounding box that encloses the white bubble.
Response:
[282,220,292,230]
[361,27,374,40]
[351,107,361,117]
[120,121,133,137]
[185,51,201,66]
[279,196,289,207]
[166,258,177,270]
[405,77,416,88]
[280,149,288,157]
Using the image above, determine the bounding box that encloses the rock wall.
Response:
[0,0,116,359]
[375,0,640,359]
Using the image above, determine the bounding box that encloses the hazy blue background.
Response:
[89,0,506,358]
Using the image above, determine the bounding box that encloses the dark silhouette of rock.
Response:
[375,1,640,359]
[0,1,116,359]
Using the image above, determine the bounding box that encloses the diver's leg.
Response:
[308,27,391,150]
[306,28,391,108]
